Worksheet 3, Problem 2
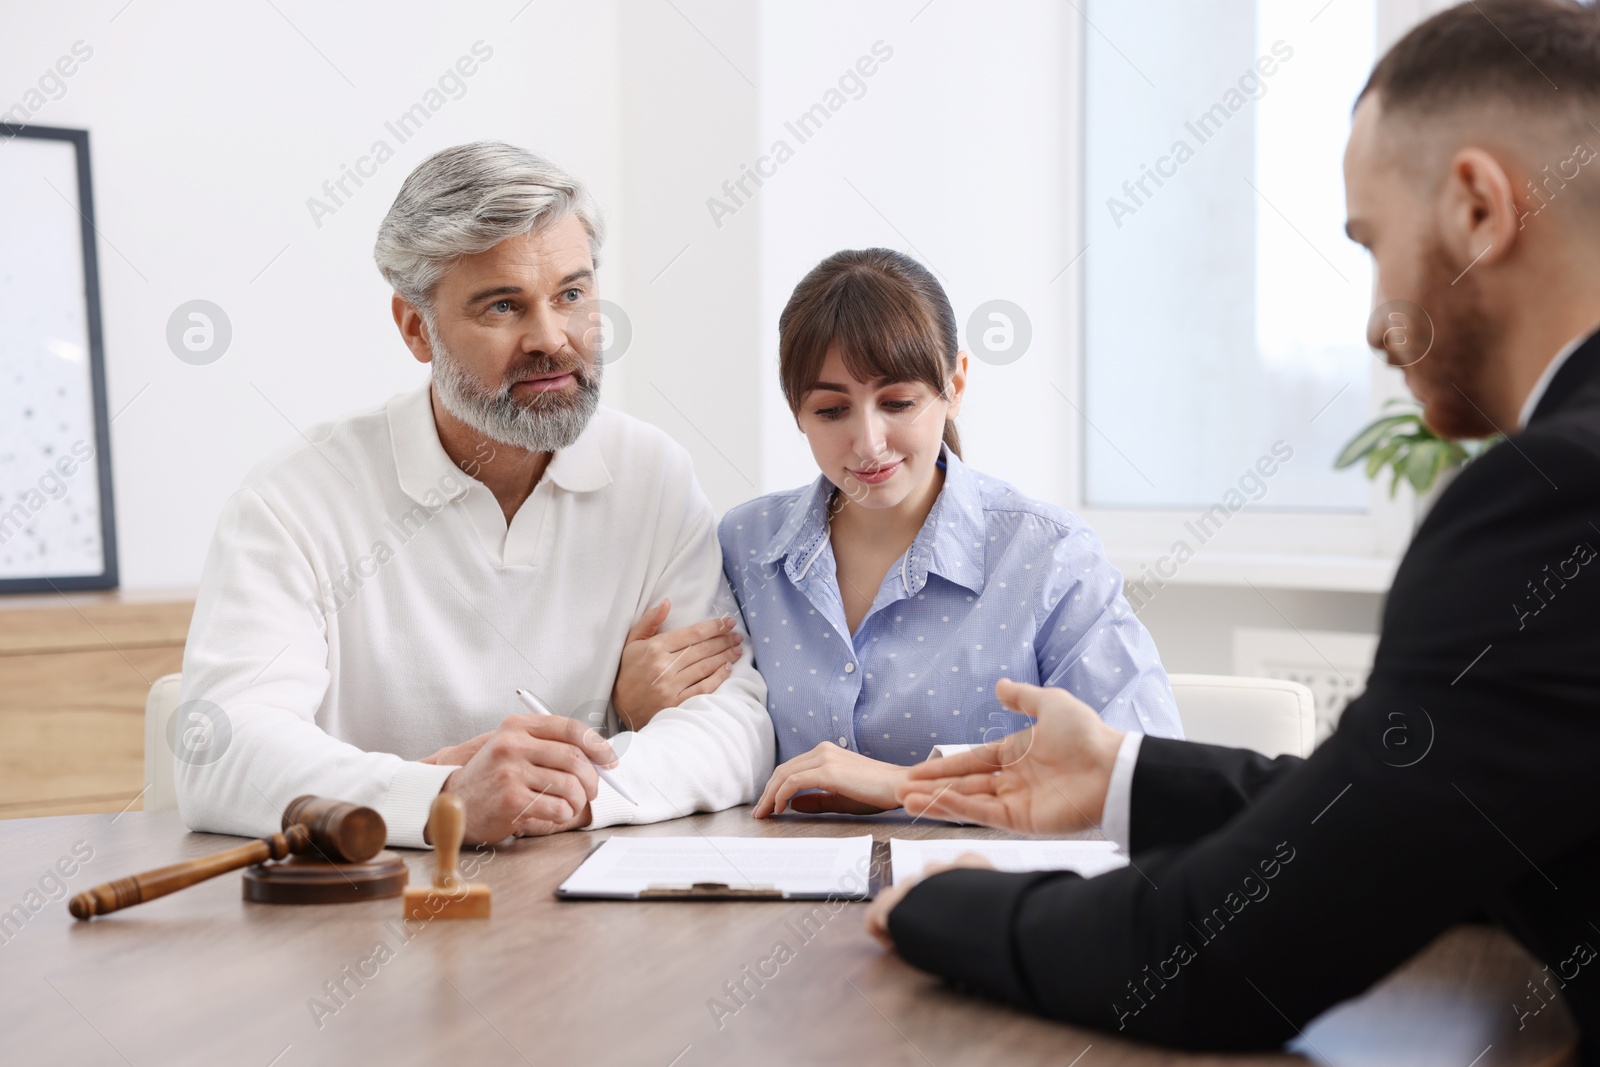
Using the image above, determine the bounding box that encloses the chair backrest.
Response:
[143,672,184,812]
[137,671,1311,810]
[1168,673,1316,759]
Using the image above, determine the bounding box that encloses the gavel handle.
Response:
[69,826,306,920]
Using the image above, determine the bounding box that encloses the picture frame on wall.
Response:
[0,124,118,593]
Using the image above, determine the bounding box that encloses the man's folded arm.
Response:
[174,488,454,847]
[586,482,775,828]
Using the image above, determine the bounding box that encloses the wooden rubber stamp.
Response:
[404,792,490,920]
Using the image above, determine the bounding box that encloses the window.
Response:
[1080,0,1387,521]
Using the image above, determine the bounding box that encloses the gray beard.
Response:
[430,331,602,453]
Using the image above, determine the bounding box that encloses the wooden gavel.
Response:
[69,795,386,920]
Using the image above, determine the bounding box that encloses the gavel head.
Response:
[281,796,386,863]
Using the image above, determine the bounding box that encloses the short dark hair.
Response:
[1360,0,1600,115]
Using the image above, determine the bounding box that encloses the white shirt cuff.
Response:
[375,760,459,849]
[585,776,636,830]
[1100,732,1143,853]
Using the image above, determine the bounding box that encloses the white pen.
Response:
[513,688,638,805]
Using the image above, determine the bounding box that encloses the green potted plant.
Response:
[1334,399,1499,515]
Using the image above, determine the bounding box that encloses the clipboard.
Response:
[639,882,789,900]
[554,835,884,901]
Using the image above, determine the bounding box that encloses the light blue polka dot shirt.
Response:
[717,446,1183,767]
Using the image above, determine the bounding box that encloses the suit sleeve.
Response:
[1130,739,1304,852]
[890,432,1600,1049]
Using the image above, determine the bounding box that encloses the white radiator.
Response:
[1232,627,1378,745]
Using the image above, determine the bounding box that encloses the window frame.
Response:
[1059,0,1435,591]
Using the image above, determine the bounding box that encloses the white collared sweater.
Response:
[175,384,774,847]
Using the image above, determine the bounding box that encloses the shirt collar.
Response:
[390,384,472,506]
[757,445,988,596]
[914,446,988,596]
[1518,328,1598,430]
[543,411,612,492]
[757,474,834,576]
[388,382,612,507]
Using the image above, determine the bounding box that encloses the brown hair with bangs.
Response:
[778,248,962,459]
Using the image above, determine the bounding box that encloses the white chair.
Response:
[1167,673,1316,759]
[143,672,184,812]
[140,672,1313,812]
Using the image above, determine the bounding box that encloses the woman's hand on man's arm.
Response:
[611,598,745,730]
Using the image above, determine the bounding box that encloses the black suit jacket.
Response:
[890,331,1600,1057]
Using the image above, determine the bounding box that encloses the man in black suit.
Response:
[866,0,1600,1055]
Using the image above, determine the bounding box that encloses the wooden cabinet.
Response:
[0,590,193,819]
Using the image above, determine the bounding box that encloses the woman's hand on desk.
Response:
[612,598,744,731]
[753,742,911,817]
[894,678,1124,836]
[864,853,996,949]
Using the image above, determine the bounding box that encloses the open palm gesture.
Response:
[895,678,1125,835]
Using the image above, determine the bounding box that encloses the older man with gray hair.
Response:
[176,142,772,847]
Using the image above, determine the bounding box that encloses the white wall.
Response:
[753,0,1071,505]
[613,0,1072,513]
[4,0,623,590]
[1136,584,1382,675]
[614,0,762,512]
[6,0,1390,675]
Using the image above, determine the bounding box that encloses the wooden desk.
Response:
[0,808,1577,1066]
